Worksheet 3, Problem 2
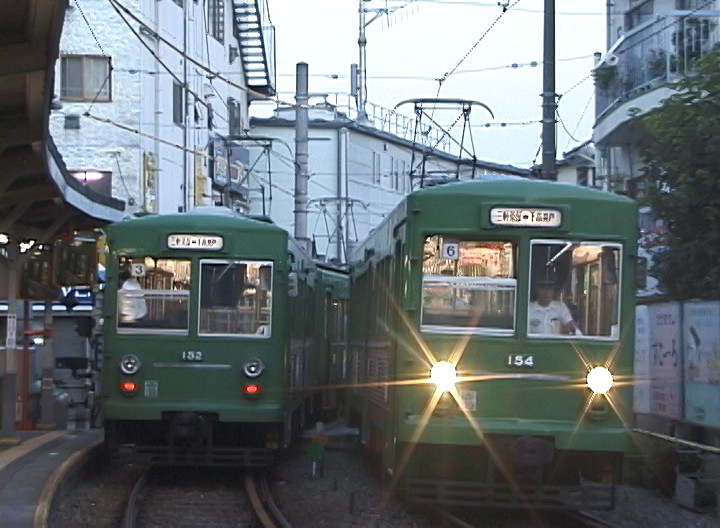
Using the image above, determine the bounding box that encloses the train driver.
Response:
[528,279,581,336]
[118,269,148,324]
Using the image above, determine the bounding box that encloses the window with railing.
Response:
[421,236,516,334]
[116,257,191,334]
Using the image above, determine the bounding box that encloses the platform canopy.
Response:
[0,0,125,245]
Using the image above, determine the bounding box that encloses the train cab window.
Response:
[116,257,191,334]
[199,260,273,337]
[528,241,621,339]
[421,236,516,334]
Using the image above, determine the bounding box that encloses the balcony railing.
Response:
[254,92,453,153]
[596,10,720,119]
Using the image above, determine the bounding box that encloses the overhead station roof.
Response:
[0,0,125,242]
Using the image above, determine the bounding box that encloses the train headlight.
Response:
[243,358,265,378]
[430,361,457,393]
[120,354,141,375]
[586,367,614,394]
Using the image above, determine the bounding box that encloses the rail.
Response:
[245,472,292,528]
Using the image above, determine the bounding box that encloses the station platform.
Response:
[0,429,102,528]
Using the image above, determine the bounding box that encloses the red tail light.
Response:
[121,381,138,393]
[244,384,262,395]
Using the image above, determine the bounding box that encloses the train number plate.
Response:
[182,351,203,361]
[507,354,534,368]
[459,389,477,412]
[144,380,158,398]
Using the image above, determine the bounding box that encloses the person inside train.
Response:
[118,269,148,324]
[528,279,581,336]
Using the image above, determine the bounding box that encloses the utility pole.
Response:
[357,0,369,122]
[541,0,557,180]
[294,62,310,254]
[357,0,417,122]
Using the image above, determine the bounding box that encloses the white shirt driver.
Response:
[528,301,573,335]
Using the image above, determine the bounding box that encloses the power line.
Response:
[109,0,296,108]
[109,0,210,112]
[436,0,524,87]
[563,92,594,151]
[385,0,604,15]
[74,0,111,114]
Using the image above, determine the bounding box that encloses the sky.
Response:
[252,0,608,169]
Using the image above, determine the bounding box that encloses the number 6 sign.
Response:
[442,242,459,260]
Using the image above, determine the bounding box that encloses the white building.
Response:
[593,0,719,195]
[247,99,529,264]
[533,141,597,187]
[50,0,275,215]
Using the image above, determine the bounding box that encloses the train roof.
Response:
[108,208,287,235]
[409,178,636,205]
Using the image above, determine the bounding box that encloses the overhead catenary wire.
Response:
[109,0,210,111]
[384,0,605,15]
[563,92,594,151]
[108,0,297,108]
[74,0,111,114]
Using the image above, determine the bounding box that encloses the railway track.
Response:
[431,506,621,528]
[122,468,291,528]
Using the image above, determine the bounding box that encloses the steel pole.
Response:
[294,62,310,254]
[38,301,55,428]
[541,0,557,180]
[1,240,18,435]
[357,0,368,121]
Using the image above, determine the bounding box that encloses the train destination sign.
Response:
[167,234,224,250]
[490,207,562,227]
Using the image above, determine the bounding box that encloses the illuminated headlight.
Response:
[586,366,614,394]
[430,361,457,393]
[243,358,265,378]
[120,354,141,375]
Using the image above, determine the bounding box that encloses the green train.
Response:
[347,179,638,509]
[100,209,347,465]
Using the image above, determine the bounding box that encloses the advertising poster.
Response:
[633,305,651,414]
[648,302,683,419]
[683,301,720,427]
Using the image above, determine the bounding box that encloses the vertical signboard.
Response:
[143,152,157,213]
[683,301,720,427]
[633,305,651,414]
[5,314,16,350]
[648,302,683,419]
[194,152,207,206]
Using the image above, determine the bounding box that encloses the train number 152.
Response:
[507,354,534,368]
[182,351,203,361]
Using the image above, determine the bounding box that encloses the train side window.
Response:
[420,236,516,335]
[116,257,191,334]
[199,260,273,337]
[528,240,621,339]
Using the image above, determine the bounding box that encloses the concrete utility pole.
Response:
[1,240,18,435]
[541,0,557,180]
[294,62,310,254]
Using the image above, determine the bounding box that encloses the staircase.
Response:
[232,0,276,97]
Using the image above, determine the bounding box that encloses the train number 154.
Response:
[507,354,534,368]
[182,351,203,361]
